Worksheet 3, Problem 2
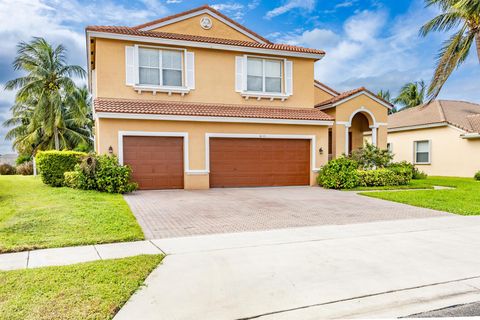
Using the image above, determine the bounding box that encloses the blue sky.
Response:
[0,0,479,153]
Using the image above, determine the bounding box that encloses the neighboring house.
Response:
[86,5,391,190]
[0,154,17,166]
[387,100,480,177]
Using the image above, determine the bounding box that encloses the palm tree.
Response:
[377,89,397,114]
[4,37,86,150]
[420,0,480,100]
[393,81,426,110]
[3,87,93,154]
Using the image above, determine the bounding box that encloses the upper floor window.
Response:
[235,55,293,100]
[246,58,282,93]
[138,48,183,87]
[414,140,430,164]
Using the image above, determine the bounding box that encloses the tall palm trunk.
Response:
[54,127,60,150]
[477,32,480,63]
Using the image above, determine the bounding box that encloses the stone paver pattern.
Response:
[123,186,450,239]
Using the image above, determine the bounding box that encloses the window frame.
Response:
[413,140,431,164]
[136,45,186,89]
[245,55,284,95]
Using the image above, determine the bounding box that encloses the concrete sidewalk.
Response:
[0,240,164,271]
[114,215,480,320]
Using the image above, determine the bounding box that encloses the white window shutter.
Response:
[186,51,195,89]
[285,60,293,96]
[235,56,244,92]
[125,46,135,86]
[133,45,139,85]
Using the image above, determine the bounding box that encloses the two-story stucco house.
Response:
[86,5,392,190]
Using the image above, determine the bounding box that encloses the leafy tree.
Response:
[420,0,480,100]
[393,81,426,110]
[3,38,91,154]
[377,89,397,114]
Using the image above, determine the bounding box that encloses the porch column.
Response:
[370,125,378,147]
[344,124,350,155]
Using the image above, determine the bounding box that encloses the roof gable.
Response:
[134,5,270,44]
[388,100,480,132]
[315,87,393,110]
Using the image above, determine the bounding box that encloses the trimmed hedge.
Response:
[357,169,410,187]
[317,157,359,189]
[0,163,16,175]
[36,151,86,187]
[16,161,33,175]
[475,171,480,181]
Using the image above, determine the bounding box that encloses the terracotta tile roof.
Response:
[133,5,272,44]
[86,25,325,55]
[388,100,480,132]
[314,87,392,108]
[94,98,334,122]
[314,80,340,95]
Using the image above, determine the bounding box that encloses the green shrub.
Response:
[349,143,393,169]
[66,154,137,193]
[357,169,408,187]
[412,168,428,180]
[16,161,33,175]
[64,171,80,188]
[35,151,86,187]
[0,163,16,175]
[15,154,32,165]
[95,155,137,193]
[475,171,480,181]
[317,157,359,189]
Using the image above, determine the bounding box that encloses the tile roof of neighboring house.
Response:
[86,26,325,55]
[388,100,480,132]
[94,98,334,121]
[133,5,272,44]
[314,80,340,95]
[314,87,393,108]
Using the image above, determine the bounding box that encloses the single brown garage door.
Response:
[210,138,310,188]
[123,136,183,190]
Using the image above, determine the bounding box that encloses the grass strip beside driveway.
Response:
[361,176,480,215]
[0,176,144,253]
[0,255,163,320]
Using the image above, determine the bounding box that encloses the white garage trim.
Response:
[118,131,206,175]
[205,133,320,172]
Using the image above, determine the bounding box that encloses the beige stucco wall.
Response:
[323,94,389,157]
[94,38,316,108]
[388,126,480,177]
[151,14,256,42]
[314,86,335,105]
[97,118,329,189]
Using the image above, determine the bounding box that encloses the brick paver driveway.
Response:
[124,186,450,239]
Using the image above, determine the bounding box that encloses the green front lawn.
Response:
[0,255,163,320]
[0,176,144,253]
[361,176,480,215]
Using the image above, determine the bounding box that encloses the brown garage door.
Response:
[123,136,183,190]
[210,138,310,188]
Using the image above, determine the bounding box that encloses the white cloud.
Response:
[335,0,357,8]
[265,0,316,19]
[166,0,182,3]
[343,10,386,42]
[247,0,260,10]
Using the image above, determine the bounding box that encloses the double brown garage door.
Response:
[123,136,310,190]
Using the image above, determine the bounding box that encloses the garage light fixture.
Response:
[108,146,113,154]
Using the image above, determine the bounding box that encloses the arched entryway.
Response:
[344,108,377,155]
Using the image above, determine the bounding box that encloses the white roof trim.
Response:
[139,8,268,44]
[461,132,480,139]
[331,91,393,110]
[387,122,448,133]
[314,82,339,97]
[87,31,325,60]
[95,112,334,126]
